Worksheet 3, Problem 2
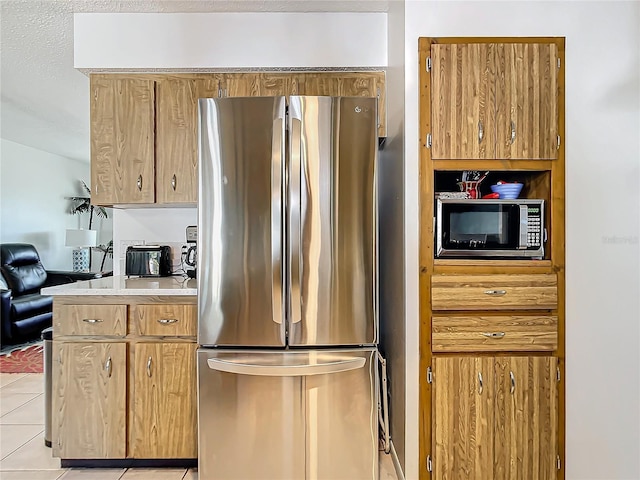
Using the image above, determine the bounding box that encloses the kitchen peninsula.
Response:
[42,276,198,467]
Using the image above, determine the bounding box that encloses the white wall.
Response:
[75,12,387,69]
[404,2,640,479]
[0,139,97,270]
[111,208,197,275]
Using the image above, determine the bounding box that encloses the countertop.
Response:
[41,275,197,296]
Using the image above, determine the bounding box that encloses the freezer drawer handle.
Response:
[206,357,366,377]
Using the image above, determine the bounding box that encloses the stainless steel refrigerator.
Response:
[196,95,379,480]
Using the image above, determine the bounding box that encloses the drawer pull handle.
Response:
[105,356,112,378]
[147,356,152,377]
[484,290,507,296]
[171,174,177,191]
[482,332,505,339]
[510,371,516,394]
[478,372,483,395]
[137,175,143,191]
[83,318,103,324]
[157,318,178,324]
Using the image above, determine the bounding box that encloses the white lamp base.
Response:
[72,248,89,272]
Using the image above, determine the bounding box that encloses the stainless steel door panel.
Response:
[305,348,378,480]
[197,349,378,480]
[288,96,378,347]
[197,350,304,480]
[198,97,286,347]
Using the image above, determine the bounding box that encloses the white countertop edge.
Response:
[41,275,197,296]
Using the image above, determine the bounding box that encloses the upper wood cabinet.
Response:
[91,71,386,206]
[430,41,558,160]
[156,75,221,204]
[223,71,386,137]
[91,76,155,204]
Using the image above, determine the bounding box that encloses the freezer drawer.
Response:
[197,348,379,480]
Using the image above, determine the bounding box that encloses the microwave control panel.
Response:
[524,206,543,248]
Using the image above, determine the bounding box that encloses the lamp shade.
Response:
[65,229,97,247]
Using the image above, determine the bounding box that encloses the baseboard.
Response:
[389,440,405,480]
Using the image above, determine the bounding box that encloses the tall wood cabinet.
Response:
[51,296,197,463]
[91,71,386,206]
[430,42,558,160]
[419,37,565,479]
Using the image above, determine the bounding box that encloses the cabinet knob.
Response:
[137,175,143,191]
[157,318,178,324]
[478,371,483,395]
[484,290,507,296]
[510,371,516,394]
[105,356,112,378]
[481,332,505,339]
[171,174,177,191]
[147,356,152,377]
[82,318,103,324]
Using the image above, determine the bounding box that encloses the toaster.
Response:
[125,245,172,277]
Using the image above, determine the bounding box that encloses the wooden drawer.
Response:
[432,315,558,352]
[130,304,196,337]
[431,274,558,311]
[54,304,127,336]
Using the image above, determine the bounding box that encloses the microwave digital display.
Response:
[436,199,545,259]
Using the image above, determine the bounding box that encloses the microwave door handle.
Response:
[519,205,529,249]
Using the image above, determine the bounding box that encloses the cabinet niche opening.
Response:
[434,170,551,203]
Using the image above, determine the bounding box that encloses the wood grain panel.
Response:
[90,75,117,205]
[494,356,558,479]
[496,43,558,159]
[52,342,126,459]
[432,315,558,352]
[130,342,197,458]
[431,274,558,310]
[433,356,494,479]
[53,304,127,337]
[130,304,196,337]
[431,43,494,159]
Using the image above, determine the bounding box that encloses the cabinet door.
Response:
[156,76,220,204]
[52,342,126,459]
[90,75,155,204]
[431,43,495,159]
[131,342,197,458]
[495,43,558,159]
[494,356,558,480]
[223,72,293,97]
[433,356,495,479]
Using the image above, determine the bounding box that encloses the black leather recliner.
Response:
[0,243,102,346]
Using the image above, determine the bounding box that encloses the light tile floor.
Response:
[1,373,399,479]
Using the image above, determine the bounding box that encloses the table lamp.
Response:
[65,229,97,272]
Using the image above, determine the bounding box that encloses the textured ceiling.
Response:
[0,0,388,163]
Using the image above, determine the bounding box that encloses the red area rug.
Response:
[0,343,44,373]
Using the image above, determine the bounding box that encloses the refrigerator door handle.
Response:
[206,357,365,377]
[288,98,303,325]
[272,103,285,327]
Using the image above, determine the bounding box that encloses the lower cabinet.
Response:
[130,342,198,458]
[52,342,127,459]
[51,297,197,461]
[433,355,558,480]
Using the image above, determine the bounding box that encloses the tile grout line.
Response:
[0,426,45,462]
[0,392,44,421]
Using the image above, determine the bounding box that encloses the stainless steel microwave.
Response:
[435,199,545,259]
